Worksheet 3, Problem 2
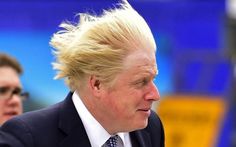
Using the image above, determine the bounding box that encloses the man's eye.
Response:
[135,79,149,87]
[0,87,8,94]
[141,79,148,85]
[13,88,22,95]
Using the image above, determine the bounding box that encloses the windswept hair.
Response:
[0,53,22,75]
[50,0,156,90]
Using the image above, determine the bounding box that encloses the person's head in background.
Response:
[0,53,26,125]
[51,0,160,134]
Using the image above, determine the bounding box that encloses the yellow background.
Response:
[157,95,226,147]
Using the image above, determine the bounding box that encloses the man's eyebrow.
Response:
[133,71,157,80]
[14,87,22,91]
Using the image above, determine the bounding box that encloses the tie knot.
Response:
[105,135,119,147]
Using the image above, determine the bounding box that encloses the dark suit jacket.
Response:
[0,92,164,147]
[0,131,24,147]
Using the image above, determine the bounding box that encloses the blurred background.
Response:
[0,0,234,146]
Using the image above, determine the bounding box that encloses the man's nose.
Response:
[144,81,160,101]
[7,94,22,104]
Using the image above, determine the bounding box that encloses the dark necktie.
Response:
[105,135,119,147]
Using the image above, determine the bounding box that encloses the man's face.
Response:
[0,67,23,125]
[99,49,160,133]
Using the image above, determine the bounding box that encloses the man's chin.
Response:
[132,119,149,131]
[3,114,18,121]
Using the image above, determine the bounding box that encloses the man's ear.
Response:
[89,75,102,97]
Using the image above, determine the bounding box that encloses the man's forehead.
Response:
[130,63,158,78]
[124,50,156,67]
[0,67,22,87]
[144,64,157,74]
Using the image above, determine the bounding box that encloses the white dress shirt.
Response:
[72,92,132,147]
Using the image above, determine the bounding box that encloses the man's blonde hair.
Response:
[50,0,156,90]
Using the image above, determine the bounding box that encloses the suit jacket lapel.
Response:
[130,130,152,147]
[58,92,91,147]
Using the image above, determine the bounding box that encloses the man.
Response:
[1,0,165,147]
[0,53,27,126]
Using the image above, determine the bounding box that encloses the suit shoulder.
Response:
[0,101,64,147]
[14,101,62,124]
[0,130,24,147]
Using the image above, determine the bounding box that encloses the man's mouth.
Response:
[139,109,150,111]
[4,111,18,116]
[137,108,151,116]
